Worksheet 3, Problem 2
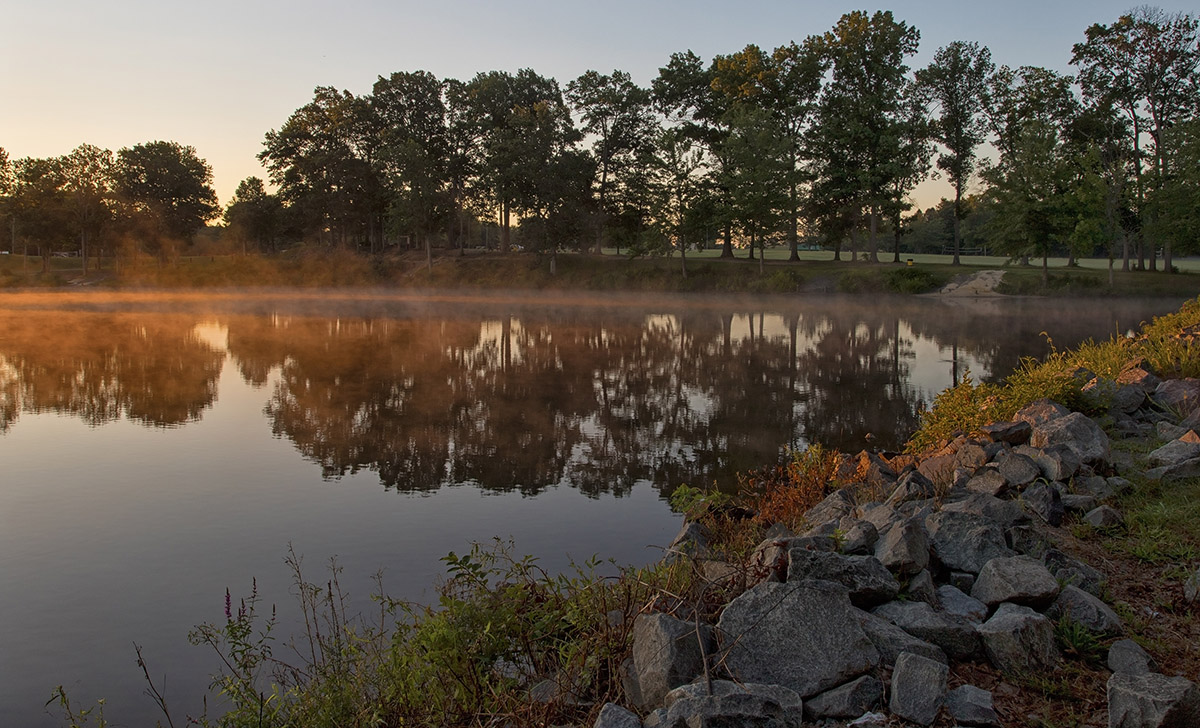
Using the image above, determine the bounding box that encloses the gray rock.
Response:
[1108,672,1200,728]
[1085,505,1126,529]
[917,453,958,491]
[1074,474,1116,501]
[1147,439,1200,468]
[853,607,948,667]
[1031,412,1111,466]
[668,521,712,561]
[718,580,878,698]
[1156,421,1189,442]
[1043,548,1106,597]
[941,492,1029,528]
[1014,399,1071,426]
[871,600,981,660]
[1017,444,1081,481]
[965,466,1008,496]
[1109,639,1158,676]
[1110,382,1149,413]
[889,652,948,726]
[907,569,939,607]
[595,702,644,728]
[981,419,1032,445]
[957,441,990,469]
[977,602,1060,674]
[631,613,715,710]
[1145,457,1200,483]
[804,675,883,720]
[971,555,1061,609]
[1153,378,1200,417]
[1117,363,1161,392]
[837,517,879,556]
[926,511,1015,574]
[1047,584,1124,635]
[1022,482,1065,527]
[1107,476,1136,496]
[874,517,929,576]
[1007,524,1052,558]
[945,684,1001,727]
[803,489,856,530]
[937,585,989,624]
[997,451,1042,487]
[887,469,939,506]
[949,571,977,593]
[1062,493,1100,513]
[787,550,899,607]
[662,679,804,728]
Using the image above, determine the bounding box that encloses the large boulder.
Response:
[1030,412,1111,466]
[1043,548,1107,597]
[936,585,989,624]
[945,684,1002,728]
[871,600,981,661]
[630,613,715,710]
[787,550,899,607]
[717,580,879,698]
[873,517,929,576]
[941,492,1029,528]
[926,511,1015,574]
[887,469,939,506]
[981,419,1032,445]
[1046,584,1124,635]
[1017,444,1081,481]
[1108,639,1158,676]
[1147,439,1200,468]
[977,602,1060,674]
[852,608,948,667]
[1022,482,1065,527]
[971,555,1061,609]
[1152,378,1200,417]
[661,679,804,728]
[889,652,948,727]
[996,451,1042,488]
[1107,672,1200,728]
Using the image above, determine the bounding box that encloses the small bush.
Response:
[884,267,948,294]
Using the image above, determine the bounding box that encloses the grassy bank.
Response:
[4,248,1199,298]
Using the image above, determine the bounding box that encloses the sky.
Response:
[2,1,1194,211]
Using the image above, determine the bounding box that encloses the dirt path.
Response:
[936,269,1006,296]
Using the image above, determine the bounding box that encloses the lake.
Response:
[0,290,1183,727]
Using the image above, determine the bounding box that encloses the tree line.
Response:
[2,7,1197,277]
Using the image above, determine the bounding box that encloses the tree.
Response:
[0,148,13,253]
[916,41,994,265]
[566,69,656,254]
[115,141,218,261]
[645,126,708,278]
[721,105,791,272]
[59,144,115,270]
[11,156,71,270]
[224,177,283,253]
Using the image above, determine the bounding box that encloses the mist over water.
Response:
[0,291,1184,726]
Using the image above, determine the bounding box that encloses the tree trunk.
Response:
[721,223,734,258]
[1042,253,1049,287]
[952,185,962,266]
[425,234,432,272]
[500,200,511,253]
[868,209,879,264]
[680,236,687,279]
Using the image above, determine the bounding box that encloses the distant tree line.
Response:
[2,7,1197,276]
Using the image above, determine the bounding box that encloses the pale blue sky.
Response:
[2,1,1191,208]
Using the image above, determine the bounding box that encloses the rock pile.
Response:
[595,372,1200,727]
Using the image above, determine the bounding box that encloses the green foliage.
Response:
[1054,617,1105,664]
[668,482,732,520]
[884,266,948,293]
[46,687,108,728]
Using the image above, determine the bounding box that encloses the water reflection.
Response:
[0,294,1178,495]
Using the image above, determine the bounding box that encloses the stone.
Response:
[889,652,948,727]
[803,675,883,720]
[1014,399,1071,426]
[996,451,1042,487]
[1030,412,1111,466]
[965,466,1008,496]
[1147,439,1200,468]
[717,580,878,698]
[1007,524,1052,558]
[631,613,715,711]
[1156,421,1189,442]
[945,684,1001,727]
[917,453,958,491]
[1117,363,1161,392]
[668,521,711,561]
[595,702,644,728]
[871,600,981,660]
[847,712,889,728]
[1085,505,1126,529]
[1043,548,1106,597]
[1047,584,1124,635]
[971,555,1061,609]
[1107,476,1136,496]
[957,442,990,470]
[1111,384,1148,414]
[1073,475,1112,500]
[1022,482,1065,527]
[980,419,1032,445]
[873,517,929,576]
[662,679,804,728]
[1153,378,1200,417]
[941,492,1029,528]
[853,607,948,667]
[950,571,976,593]
[1145,458,1200,483]
[1062,493,1099,513]
[803,489,856,530]
[837,517,879,556]
[907,569,938,607]
[1017,444,1081,481]
[1108,639,1158,676]
[926,511,1015,574]
[854,450,899,489]
[977,602,1060,674]
[787,550,899,607]
[886,469,939,506]
[1107,672,1200,728]
[937,585,989,623]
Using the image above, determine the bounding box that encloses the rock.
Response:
[1007,524,1052,558]
[1107,476,1136,496]
[1108,672,1200,728]
[1062,493,1099,513]
[595,702,644,728]
[837,517,879,556]
[981,420,1032,445]
[889,652,948,726]
[1110,382,1149,413]
[855,450,899,489]
[1043,548,1106,597]
[1145,457,1200,483]
[956,441,990,470]
[1022,482,1065,526]
[803,489,856,530]
[1153,378,1200,417]
[887,469,939,506]
[873,517,929,576]
[804,675,883,721]
[1047,584,1124,635]
[853,607,948,667]
[1183,430,1200,443]
[907,569,938,607]
[1017,444,1081,482]
[631,613,715,710]
[937,585,989,624]
[662,681,801,728]
[700,560,740,586]
[1109,639,1158,676]
[1014,399,1071,426]
[1147,439,1200,468]
[949,571,976,593]
[977,602,1060,674]
[1030,412,1111,466]
[787,550,899,607]
[1085,505,1126,529]
[668,521,711,561]
[945,684,1001,727]
[941,492,1029,528]
[917,453,958,491]
[996,451,1042,488]
[846,712,889,728]
[971,555,1061,609]
[965,466,1008,496]
[718,580,878,698]
[926,511,1015,574]
[1185,567,1200,603]
[1117,363,1161,392]
[871,600,981,660]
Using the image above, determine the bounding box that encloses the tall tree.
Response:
[916,41,994,265]
[721,105,791,272]
[646,126,709,278]
[566,69,656,254]
[59,144,115,271]
[11,156,71,270]
[114,141,218,262]
[224,177,283,253]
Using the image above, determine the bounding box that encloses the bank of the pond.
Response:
[5,249,1200,298]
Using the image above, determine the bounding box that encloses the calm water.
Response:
[0,290,1182,726]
